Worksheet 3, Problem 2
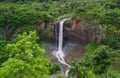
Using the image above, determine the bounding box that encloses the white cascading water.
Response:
[56,18,71,76]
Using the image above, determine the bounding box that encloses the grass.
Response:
[96,68,120,78]
[85,43,99,55]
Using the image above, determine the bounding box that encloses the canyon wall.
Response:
[64,16,105,44]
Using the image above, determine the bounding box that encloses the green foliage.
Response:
[57,76,64,78]
[68,45,117,77]
[0,4,54,27]
[0,2,56,40]
[85,44,99,55]
[92,45,116,74]
[96,68,120,78]
[68,57,95,78]
[102,38,120,49]
[0,0,40,3]
[100,9,120,29]
[0,58,44,78]
[0,0,120,41]
[0,0,50,3]
[105,68,120,78]
[71,0,120,29]
[0,0,119,77]
[101,24,120,49]
[0,40,9,66]
[17,25,35,34]
[0,31,50,78]
[49,63,61,75]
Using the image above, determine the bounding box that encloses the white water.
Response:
[56,18,71,76]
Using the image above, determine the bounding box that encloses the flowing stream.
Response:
[56,18,71,76]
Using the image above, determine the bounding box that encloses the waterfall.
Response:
[55,18,71,76]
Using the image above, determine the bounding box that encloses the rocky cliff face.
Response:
[36,21,55,41]
[64,16,105,44]
[0,16,105,43]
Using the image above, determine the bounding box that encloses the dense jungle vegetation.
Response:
[0,0,120,78]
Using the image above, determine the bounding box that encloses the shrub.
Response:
[49,63,61,75]
[68,45,117,77]
[68,62,95,78]
[92,45,116,74]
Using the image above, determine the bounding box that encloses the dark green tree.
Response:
[92,45,116,74]
[0,40,8,66]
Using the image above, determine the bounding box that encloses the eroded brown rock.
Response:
[36,21,54,40]
[64,16,105,44]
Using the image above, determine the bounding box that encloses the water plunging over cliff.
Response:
[56,19,70,67]
[53,18,71,76]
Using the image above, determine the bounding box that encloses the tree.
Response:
[92,45,116,74]
[0,40,8,66]
[0,31,50,78]
[68,45,116,78]
[68,55,95,78]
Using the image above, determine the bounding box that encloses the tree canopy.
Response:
[0,31,50,78]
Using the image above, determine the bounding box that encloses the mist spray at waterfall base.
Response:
[52,18,71,76]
